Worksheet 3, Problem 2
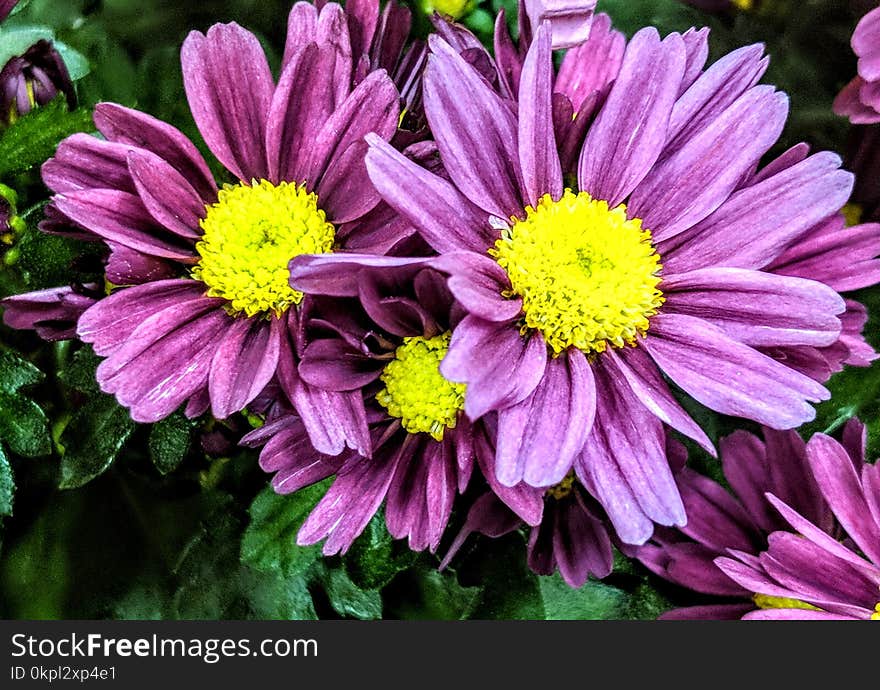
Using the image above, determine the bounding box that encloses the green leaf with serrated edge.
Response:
[58,395,135,489]
[57,346,101,395]
[0,349,44,393]
[344,512,417,590]
[0,391,50,457]
[465,533,545,620]
[0,445,14,517]
[539,573,629,620]
[244,566,317,620]
[0,98,93,177]
[321,565,383,620]
[149,412,192,475]
[241,479,331,579]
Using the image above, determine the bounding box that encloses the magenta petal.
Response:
[629,85,788,242]
[604,347,714,455]
[578,28,686,207]
[644,313,829,429]
[181,23,273,182]
[126,149,204,239]
[265,42,337,186]
[298,338,383,392]
[495,349,595,487]
[517,23,563,206]
[281,1,319,69]
[431,251,522,322]
[423,36,524,219]
[554,13,625,109]
[660,604,753,621]
[804,435,880,564]
[106,244,177,285]
[365,135,495,252]
[77,279,212,356]
[552,496,614,585]
[290,253,430,297]
[42,133,135,194]
[54,189,196,261]
[208,316,281,419]
[442,315,547,420]
[1,285,97,341]
[661,267,844,347]
[474,428,544,526]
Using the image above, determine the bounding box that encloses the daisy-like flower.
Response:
[714,423,880,620]
[1,1,422,456]
[834,5,880,124]
[291,21,862,546]
[243,264,541,554]
[634,424,861,620]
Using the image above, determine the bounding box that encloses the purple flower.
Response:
[714,423,880,620]
[0,40,75,126]
[1,284,100,341]
[0,2,416,461]
[523,0,596,49]
[242,265,527,555]
[834,5,880,124]
[634,424,858,619]
[290,21,869,547]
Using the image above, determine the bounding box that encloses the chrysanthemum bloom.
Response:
[633,424,865,620]
[713,424,880,620]
[0,2,424,457]
[0,39,75,127]
[834,5,880,124]
[244,264,540,554]
[292,21,860,545]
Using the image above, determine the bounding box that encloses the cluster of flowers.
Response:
[2,0,880,619]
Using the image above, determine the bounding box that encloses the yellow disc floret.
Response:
[377,332,466,441]
[192,180,335,318]
[546,471,576,501]
[490,190,664,355]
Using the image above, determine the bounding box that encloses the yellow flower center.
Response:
[490,190,664,355]
[420,0,475,20]
[192,180,335,318]
[376,332,466,441]
[753,594,820,612]
[873,602,880,621]
[732,0,755,9]
[843,203,864,227]
[546,471,576,500]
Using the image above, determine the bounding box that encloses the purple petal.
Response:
[495,349,595,487]
[290,253,430,297]
[181,23,273,182]
[644,313,829,429]
[298,338,383,392]
[126,149,204,239]
[577,28,686,207]
[431,251,522,322]
[105,244,177,285]
[42,133,136,194]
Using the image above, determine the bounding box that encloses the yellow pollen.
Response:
[490,190,664,355]
[843,203,864,227]
[872,603,880,621]
[546,471,576,500]
[753,594,820,612]
[376,332,466,441]
[192,180,335,318]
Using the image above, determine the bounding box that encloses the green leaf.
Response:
[0,445,14,517]
[13,223,100,290]
[52,41,91,81]
[244,567,317,620]
[622,582,673,621]
[148,412,192,475]
[344,512,417,590]
[388,568,480,620]
[322,566,383,620]
[241,480,330,579]
[0,391,51,457]
[465,533,545,620]
[0,98,93,177]
[0,348,44,393]
[539,573,629,620]
[57,346,102,395]
[0,25,54,68]
[58,395,135,489]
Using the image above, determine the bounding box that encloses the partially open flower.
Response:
[834,5,880,124]
[0,40,75,126]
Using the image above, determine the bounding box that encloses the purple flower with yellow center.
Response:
[291,21,861,546]
[713,423,880,620]
[0,1,417,459]
[633,425,857,620]
[0,39,75,127]
[834,5,880,124]
[242,265,528,555]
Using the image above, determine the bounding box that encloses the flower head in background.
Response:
[834,5,880,124]
[0,1,421,461]
[244,264,507,555]
[634,424,861,619]
[292,19,870,548]
[714,422,880,620]
[0,39,75,127]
